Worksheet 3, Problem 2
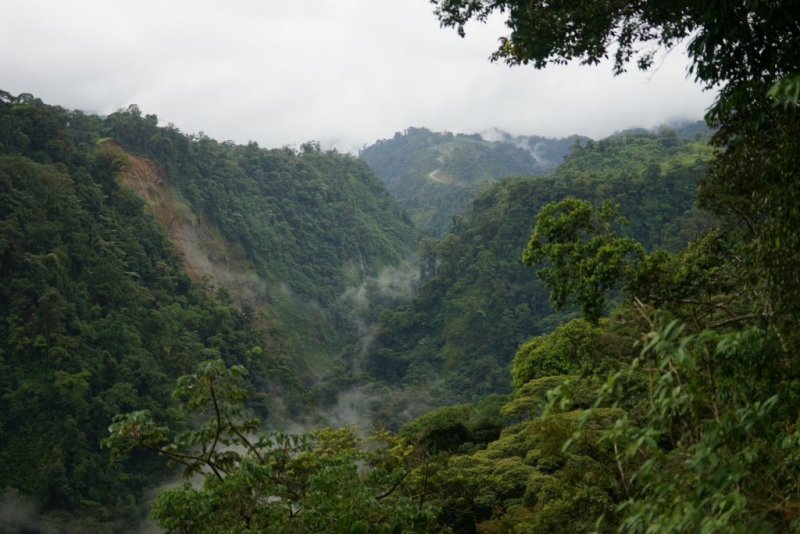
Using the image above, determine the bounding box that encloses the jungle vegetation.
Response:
[0,90,720,532]
[3,0,799,530]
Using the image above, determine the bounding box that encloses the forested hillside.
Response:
[361,124,708,241]
[102,104,418,384]
[365,129,713,420]
[0,90,418,530]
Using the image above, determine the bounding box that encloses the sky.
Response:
[0,0,716,152]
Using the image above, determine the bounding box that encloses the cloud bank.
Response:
[0,1,715,151]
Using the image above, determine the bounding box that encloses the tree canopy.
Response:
[106,359,439,533]
[522,198,644,323]
[431,0,797,94]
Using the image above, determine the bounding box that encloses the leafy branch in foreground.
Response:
[548,318,800,532]
[104,359,439,533]
[522,198,644,323]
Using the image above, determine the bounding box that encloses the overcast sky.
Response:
[1,0,716,152]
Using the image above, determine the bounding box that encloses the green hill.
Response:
[360,127,572,237]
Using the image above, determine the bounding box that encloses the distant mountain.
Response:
[665,119,715,139]
[360,127,587,237]
[478,127,589,171]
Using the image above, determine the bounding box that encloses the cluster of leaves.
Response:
[365,129,711,408]
[106,359,440,533]
[598,320,800,532]
[522,198,644,323]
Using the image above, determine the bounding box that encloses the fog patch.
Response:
[0,490,39,533]
[317,381,444,433]
[0,488,160,534]
[341,261,418,309]
[479,127,547,163]
[325,387,377,429]
[479,127,562,169]
[340,260,418,342]
[479,127,512,144]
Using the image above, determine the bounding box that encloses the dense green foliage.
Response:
[6,0,798,527]
[522,198,644,323]
[107,109,419,306]
[360,126,570,237]
[102,104,419,376]
[365,130,712,411]
[393,313,639,533]
[128,126,416,310]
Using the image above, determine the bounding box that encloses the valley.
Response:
[0,82,795,533]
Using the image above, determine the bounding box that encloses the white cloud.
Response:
[0,0,715,151]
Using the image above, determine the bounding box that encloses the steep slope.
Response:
[112,146,265,304]
[0,93,286,531]
[101,106,419,382]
